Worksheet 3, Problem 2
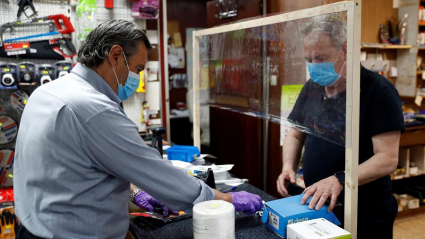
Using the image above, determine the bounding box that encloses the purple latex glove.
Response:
[133,191,179,217]
[229,191,263,215]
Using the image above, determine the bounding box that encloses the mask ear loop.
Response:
[112,67,121,87]
[328,47,347,89]
[123,52,131,73]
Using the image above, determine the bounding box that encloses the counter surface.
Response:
[129,183,282,239]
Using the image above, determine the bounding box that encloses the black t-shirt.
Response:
[288,66,405,220]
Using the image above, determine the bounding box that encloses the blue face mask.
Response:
[112,53,140,101]
[306,50,346,86]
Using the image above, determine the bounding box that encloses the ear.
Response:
[108,45,124,67]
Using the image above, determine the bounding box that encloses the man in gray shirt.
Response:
[14,20,262,239]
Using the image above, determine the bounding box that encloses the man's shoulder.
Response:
[360,66,396,94]
[35,75,119,123]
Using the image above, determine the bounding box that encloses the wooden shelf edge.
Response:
[361,44,412,49]
[392,172,424,181]
[396,205,425,220]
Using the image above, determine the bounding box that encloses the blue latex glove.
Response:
[133,191,179,217]
[229,191,263,214]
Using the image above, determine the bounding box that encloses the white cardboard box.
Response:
[287,218,351,239]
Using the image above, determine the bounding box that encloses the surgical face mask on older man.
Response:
[306,49,346,86]
[303,33,347,87]
[111,52,140,101]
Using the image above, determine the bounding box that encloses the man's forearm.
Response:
[282,129,305,170]
[358,152,397,185]
[214,189,232,203]
[130,183,139,191]
[357,131,400,186]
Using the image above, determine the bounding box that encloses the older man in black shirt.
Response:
[276,14,404,239]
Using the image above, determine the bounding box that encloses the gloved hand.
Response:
[133,191,179,217]
[229,191,263,215]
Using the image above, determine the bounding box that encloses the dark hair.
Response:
[77,19,152,67]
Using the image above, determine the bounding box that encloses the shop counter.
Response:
[129,183,281,239]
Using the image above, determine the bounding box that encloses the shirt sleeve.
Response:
[369,86,405,137]
[82,108,215,210]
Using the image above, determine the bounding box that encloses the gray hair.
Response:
[77,19,152,67]
[301,13,347,49]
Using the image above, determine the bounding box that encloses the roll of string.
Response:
[193,200,235,239]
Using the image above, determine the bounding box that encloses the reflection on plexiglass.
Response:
[197,12,348,147]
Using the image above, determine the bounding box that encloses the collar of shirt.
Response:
[71,63,122,105]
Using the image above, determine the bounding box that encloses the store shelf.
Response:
[419,47,425,50]
[396,205,425,219]
[392,171,424,180]
[361,44,412,49]
[417,71,424,75]
[419,22,425,27]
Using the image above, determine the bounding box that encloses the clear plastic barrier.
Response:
[196,12,348,147]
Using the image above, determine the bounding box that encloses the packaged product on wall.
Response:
[131,0,160,19]
[77,0,98,41]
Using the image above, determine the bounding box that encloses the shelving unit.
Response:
[397,205,425,219]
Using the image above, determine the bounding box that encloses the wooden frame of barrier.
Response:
[192,1,361,237]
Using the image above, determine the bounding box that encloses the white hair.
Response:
[301,13,347,49]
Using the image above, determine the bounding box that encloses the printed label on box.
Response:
[268,211,279,230]
[307,222,332,236]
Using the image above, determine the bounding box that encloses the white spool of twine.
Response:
[193,200,235,239]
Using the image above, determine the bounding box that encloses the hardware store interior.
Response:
[0,0,425,239]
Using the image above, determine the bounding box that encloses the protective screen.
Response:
[196,12,349,147]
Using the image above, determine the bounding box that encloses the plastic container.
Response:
[165,146,200,163]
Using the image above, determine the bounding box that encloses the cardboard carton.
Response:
[262,195,341,238]
[287,218,350,239]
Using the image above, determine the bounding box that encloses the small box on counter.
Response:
[287,218,351,239]
[261,195,341,238]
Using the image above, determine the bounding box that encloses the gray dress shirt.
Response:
[14,63,214,239]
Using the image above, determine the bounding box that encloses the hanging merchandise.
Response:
[135,70,145,93]
[142,101,149,124]
[77,0,98,41]
[0,39,76,60]
[105,0,114,9]
[10,90,29,112]
[0,63,18,90]
[0,15,77,59]
[37,64,55,85]
[0,116,17,145]
[131,0,160,19]
[54,61,73,79]
[17,0,37,18]
[17,62,36,86]
[0,149,14,187]
[0,14,75,46]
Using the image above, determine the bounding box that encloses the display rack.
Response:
[0,0,71,149]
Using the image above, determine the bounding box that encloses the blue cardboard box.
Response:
[262,194,341,238]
